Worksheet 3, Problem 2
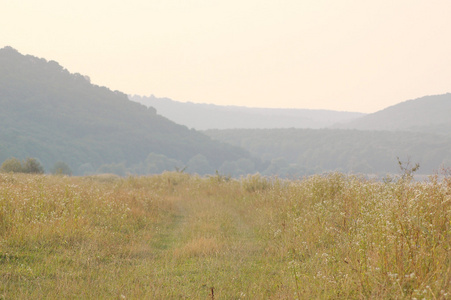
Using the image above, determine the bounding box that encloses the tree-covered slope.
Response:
[334,93,451,134]
[205,128,451,176]
[130,95,365,130]
[0,47,257,175]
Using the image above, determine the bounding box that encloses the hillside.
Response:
[334,93,451,134]
[205,128,451,176]
[130,95,365,130]
[0,47,259,175]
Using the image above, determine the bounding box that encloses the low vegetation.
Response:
[0,172,449,298]
[0,157,44,174]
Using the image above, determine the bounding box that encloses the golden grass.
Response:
[173,237,221,258]
[0,172,450,299]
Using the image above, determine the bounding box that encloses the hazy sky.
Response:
[2,1,450,113]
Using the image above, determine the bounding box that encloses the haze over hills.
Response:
[0,46,261,175]
[204,94,451,176]
[2,46,451,177]
[335,93,451,135]
[204,128,451,176]
[130,95,365,130]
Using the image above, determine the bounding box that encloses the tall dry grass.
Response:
[0,171,449,298]
[255,173,450,298]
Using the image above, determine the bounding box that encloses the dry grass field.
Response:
[0,172,450,299]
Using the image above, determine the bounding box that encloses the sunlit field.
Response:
[0,172,450,299]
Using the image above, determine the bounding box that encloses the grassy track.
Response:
[148,177,292,298]
[0,172,450,299]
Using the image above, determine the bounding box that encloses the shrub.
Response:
[22,157,45,174]
[0,157,23,173]
[51,161,72,175]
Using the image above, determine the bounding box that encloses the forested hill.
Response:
[334,93,451,134]
[0,46,259,175]
[130,95,365,130]
[204,128,451,176]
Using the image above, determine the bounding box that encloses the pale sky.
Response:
[1,1,450,113]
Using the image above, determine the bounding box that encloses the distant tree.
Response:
[51,161,72,175]
[78,163,95,175]
[97,162,126,176]
[235,158,255,174]
[22,157,45,174]
[264,157,289,175]
[148,106,157,114]
[146,153,170,173]
[397,156,420,180]
[187,154,212,175]
[218,161,239,177]
[1,157,23,173]
[145,153,183,174]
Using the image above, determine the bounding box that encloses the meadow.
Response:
[0,171,449,299]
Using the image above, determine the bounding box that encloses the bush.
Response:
[51,161,72,175]
[0,157,23,173]
[22,158,45,174]
[1,157,45,174]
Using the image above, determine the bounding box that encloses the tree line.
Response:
[1,157,72,175]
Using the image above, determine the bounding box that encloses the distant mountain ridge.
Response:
[130,95,365,130]
[335,93,451,134]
